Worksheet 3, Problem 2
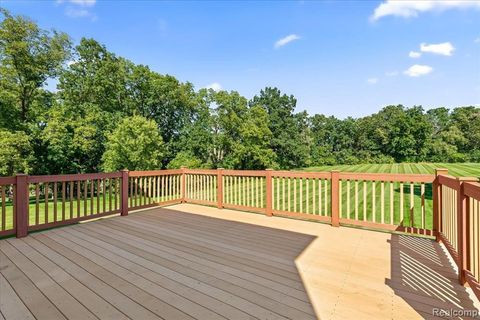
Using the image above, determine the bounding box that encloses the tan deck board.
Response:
[22,236,144,320]
[0,273,35,320]
[31,234,189,320]
[59,227,250,320]
[138,211,304,258]
[1,203,479,320]
[84,221,315,319]
[107,214,303,281]
[104,215,308,294]
[90,219,314,314]
[146,209,311,251]
[44,230,219,320]
[0,250,65,319]
[1,240,96,320]
[73,224,289,320]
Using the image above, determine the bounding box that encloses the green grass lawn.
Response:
[0,193,177,232]
[301,162,480,177]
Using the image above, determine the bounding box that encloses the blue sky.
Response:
[3,0,480,118]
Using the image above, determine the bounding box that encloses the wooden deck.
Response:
[1,203,479,320]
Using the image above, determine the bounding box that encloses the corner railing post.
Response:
[457,176,478,285]
[15,174,28,238]
[217,168,224,209]
[433,168,448,242]
[331,170,340,227]
[181,167,187,203]
[121,169,129,216]
[265,169,273,216]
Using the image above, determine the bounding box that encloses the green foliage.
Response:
[102,116,165,171]
[250,87,310,169]
[0,9,71,123]
[0,129,32,175]
[225,105,277,169]
[167,151,203,169]
[0,10,479,176]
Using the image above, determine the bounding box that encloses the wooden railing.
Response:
[436,171,480,300]
[0,167,479,300]
[0,176,16,237]
[128,170,183,211]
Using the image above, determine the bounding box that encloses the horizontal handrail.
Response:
[28,172,122,183]
[339,172,434,183]
[0,177,16,185]
[129,169,182,177]
[464,181,480,201]
[437,175,460,190]
[272,171,331,179]
[221,170,267,177]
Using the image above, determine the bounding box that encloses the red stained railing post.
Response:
[120,169,129,216]
[457,177,478,285]
[181,167,187,203]
[217,168,224,209]
[331,170,340,227]
[15,174,28,238]
[433,168,448,242]
[265,169,273,217]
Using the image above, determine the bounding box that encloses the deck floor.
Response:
[0,203,479,320]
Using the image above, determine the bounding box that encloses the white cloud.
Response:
[205,82,222,91]
[403,64,433,77]
[57,0,96,6]
[371,0,480,21]
[70,0,96,6]
[385,71,399,77]
[409,51,421,58]
[420,42,455,56]
[274,34,301,49]
[475,37,480,44]
[367,78,378,84]
[58,0,97,20]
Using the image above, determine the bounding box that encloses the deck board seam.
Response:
[54,227,244,320]
[69,224,291,320]
[85,221,316,317]
[137,213,306,256]
[6,239,100,320]
[22,236,139,320]
[104,221,300,283]
[143,210,312,250]
[100,218,308,292]
[117,214,297,268]
[44,229,223,320]
[0,270,37,320]
[0,245,67,320]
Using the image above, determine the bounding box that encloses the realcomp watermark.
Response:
[433,308,480,318]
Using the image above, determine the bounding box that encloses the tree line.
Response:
[1,10,479,176]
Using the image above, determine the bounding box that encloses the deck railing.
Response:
[0,167,479,299]
[436,172,480,299]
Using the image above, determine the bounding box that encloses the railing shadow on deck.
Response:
[386,234,479,319]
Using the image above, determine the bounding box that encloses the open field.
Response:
[302,163,480,177]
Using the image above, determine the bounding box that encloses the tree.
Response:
[225,105,277,169]
[0,129,32,175]
[250,87,310,169]
[0,9,71,123]
[102,115,165,171]
[167,151,203,169]
[58,38,132,115]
